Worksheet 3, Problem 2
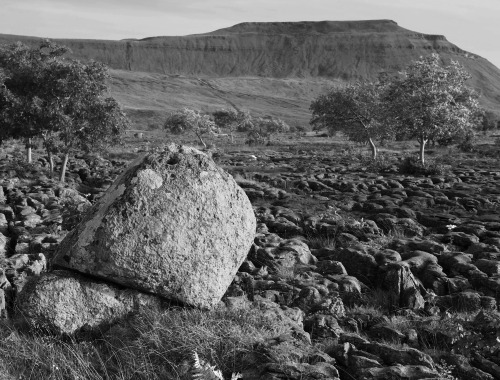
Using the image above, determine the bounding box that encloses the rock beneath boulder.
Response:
[15,270,163,335]
[54,145,256,308]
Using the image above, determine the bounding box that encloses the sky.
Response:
[0,0,499,68]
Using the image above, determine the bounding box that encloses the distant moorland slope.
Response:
[1,20,499,127]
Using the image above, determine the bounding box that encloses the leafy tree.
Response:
[212,109,254,142]
[0,40,128,181]
[479,109,499,132]
[0,68,15,146]
[384,54,480,165]
[0,40,69,163]
[253,116,290,143]
[43,58,128,182]
[310,82,386,159]
[164,108,218,148]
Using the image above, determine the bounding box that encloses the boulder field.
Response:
[0,144,499,379]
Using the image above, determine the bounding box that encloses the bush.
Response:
[362,153,395,173]
[457,131,475,152]
[398,155,447,176]
[398,155,423,175]
[245,131,267,146]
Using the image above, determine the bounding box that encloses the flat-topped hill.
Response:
[1,20,499,126]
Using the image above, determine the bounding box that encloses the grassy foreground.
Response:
[0,305,291,380]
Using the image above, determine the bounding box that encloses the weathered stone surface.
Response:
[315,260,347,276]
[359,364,440,379]
[260,362,339,380]
[252,333,339,379]
[442,353,494,380]
[15,270,162,335]
[0,213,7,235]
[327,247,378,283]
[357,342,435,369]
[472,353,500,379]
[475,259,500,276]
[434,291,481,312]
[54,145,256,308]
[400,250,438,274]
[0,233,8,259]
[367,324,405,343]
[381,262,425,310]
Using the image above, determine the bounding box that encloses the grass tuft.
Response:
[0,305,290,379]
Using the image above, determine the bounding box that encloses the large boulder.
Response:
[15,270,162,335]
[54,145,256,308]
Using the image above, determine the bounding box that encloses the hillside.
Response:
[1,20,499,127]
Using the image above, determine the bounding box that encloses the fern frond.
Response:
[190,351,224,380]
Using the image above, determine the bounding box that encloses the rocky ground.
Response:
[0,139,500,379]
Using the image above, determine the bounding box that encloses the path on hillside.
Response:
[197,78,241,112]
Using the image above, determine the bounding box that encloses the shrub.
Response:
[361,153,395,173]
[398,155,423,175]
[457,131,476,152]
[398,155,447,176]
[245,131,267,146]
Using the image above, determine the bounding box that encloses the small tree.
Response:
[44,59,128,182]
[253,116,290,143]
[0,40,128,180]
[0,68,15,146]
[384,54,480,165]
[310,82,386,159]
[0,40,69,163]
[212,109,254,142]
[164,108,218,148]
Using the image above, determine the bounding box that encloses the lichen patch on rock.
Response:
[133,168,163,190]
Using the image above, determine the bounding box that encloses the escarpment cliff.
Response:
[1,20,499,125]
[0,20,486,78]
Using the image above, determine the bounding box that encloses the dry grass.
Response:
[0,305,290,380]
